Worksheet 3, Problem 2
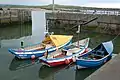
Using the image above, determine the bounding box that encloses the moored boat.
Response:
[39,38,90,67]
[8,35,73,59]
[76,41,113,69]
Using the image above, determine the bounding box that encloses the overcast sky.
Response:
[1,0,120,8]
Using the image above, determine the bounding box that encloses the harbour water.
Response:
[0,22,120,80]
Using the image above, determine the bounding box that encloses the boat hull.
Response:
[43,59,72,67]
[76,55,112,68]
[8,39,72,59]
[40,57,73,67]
[40,38,90,67]
[40,48,91,67]
[76,41,113,68]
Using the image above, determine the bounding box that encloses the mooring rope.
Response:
[112,32,120,41]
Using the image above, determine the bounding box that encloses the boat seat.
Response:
[79,45,85,47]
[66,48,80,56]
[94,54,104,58]
[96,50,104,56]
[48,50,62,58]
[54,54,65,58]
[66,51,73,56]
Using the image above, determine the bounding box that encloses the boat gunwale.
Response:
[40,38,90,62]
[76,41,113,62]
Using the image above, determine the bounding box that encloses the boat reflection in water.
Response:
[39,64,98,80]
[9,57,39,71]
[39,64,75,80]
[75,68,98,80]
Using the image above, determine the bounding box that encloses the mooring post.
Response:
[0,39,1,48]
[0,11,1,24]
[21,41,24,48]
[76,25,81,46]
[9,9,11,24]
[46,20,49,32]
[76,25,81,33]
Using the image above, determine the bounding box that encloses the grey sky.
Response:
[0,0,120,8]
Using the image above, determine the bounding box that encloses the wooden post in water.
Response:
[17,9,20,23]
[9,9,11,24]
[76,25,81,46]
[21,41,24,48]
[22,10,24,23]
[0,39,1,48]
[46,20,49,32]
[0,11,1,24]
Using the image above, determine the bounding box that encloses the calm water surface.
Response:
[0,23,120,80]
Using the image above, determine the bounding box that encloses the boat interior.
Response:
[47,45,81,59]
[21,40,54,51]
[79,44,108,60]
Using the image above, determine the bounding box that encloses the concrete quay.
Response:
[85,54,120,80]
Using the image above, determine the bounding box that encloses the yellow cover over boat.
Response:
[43,35,73,47]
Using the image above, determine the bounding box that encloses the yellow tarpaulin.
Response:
[43,35,73,47]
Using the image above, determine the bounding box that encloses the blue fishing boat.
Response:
[8,35,73,59]
[76,41,113,69]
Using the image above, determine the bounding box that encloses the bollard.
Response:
[21,41,24,48]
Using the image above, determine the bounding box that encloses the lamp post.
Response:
[52,0,55,13]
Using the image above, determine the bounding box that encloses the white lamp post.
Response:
[52,0,55,13]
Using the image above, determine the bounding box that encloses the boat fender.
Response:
[56,47,58,51]
[84,48,89,53]
[72,56,76,62]
[31,55,35,59]
[104,59,107,63]
[65,59,70,64]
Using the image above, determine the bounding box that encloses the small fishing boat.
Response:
[8,35,73,59]
[39,38,90,67]
[76,41,113,69]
